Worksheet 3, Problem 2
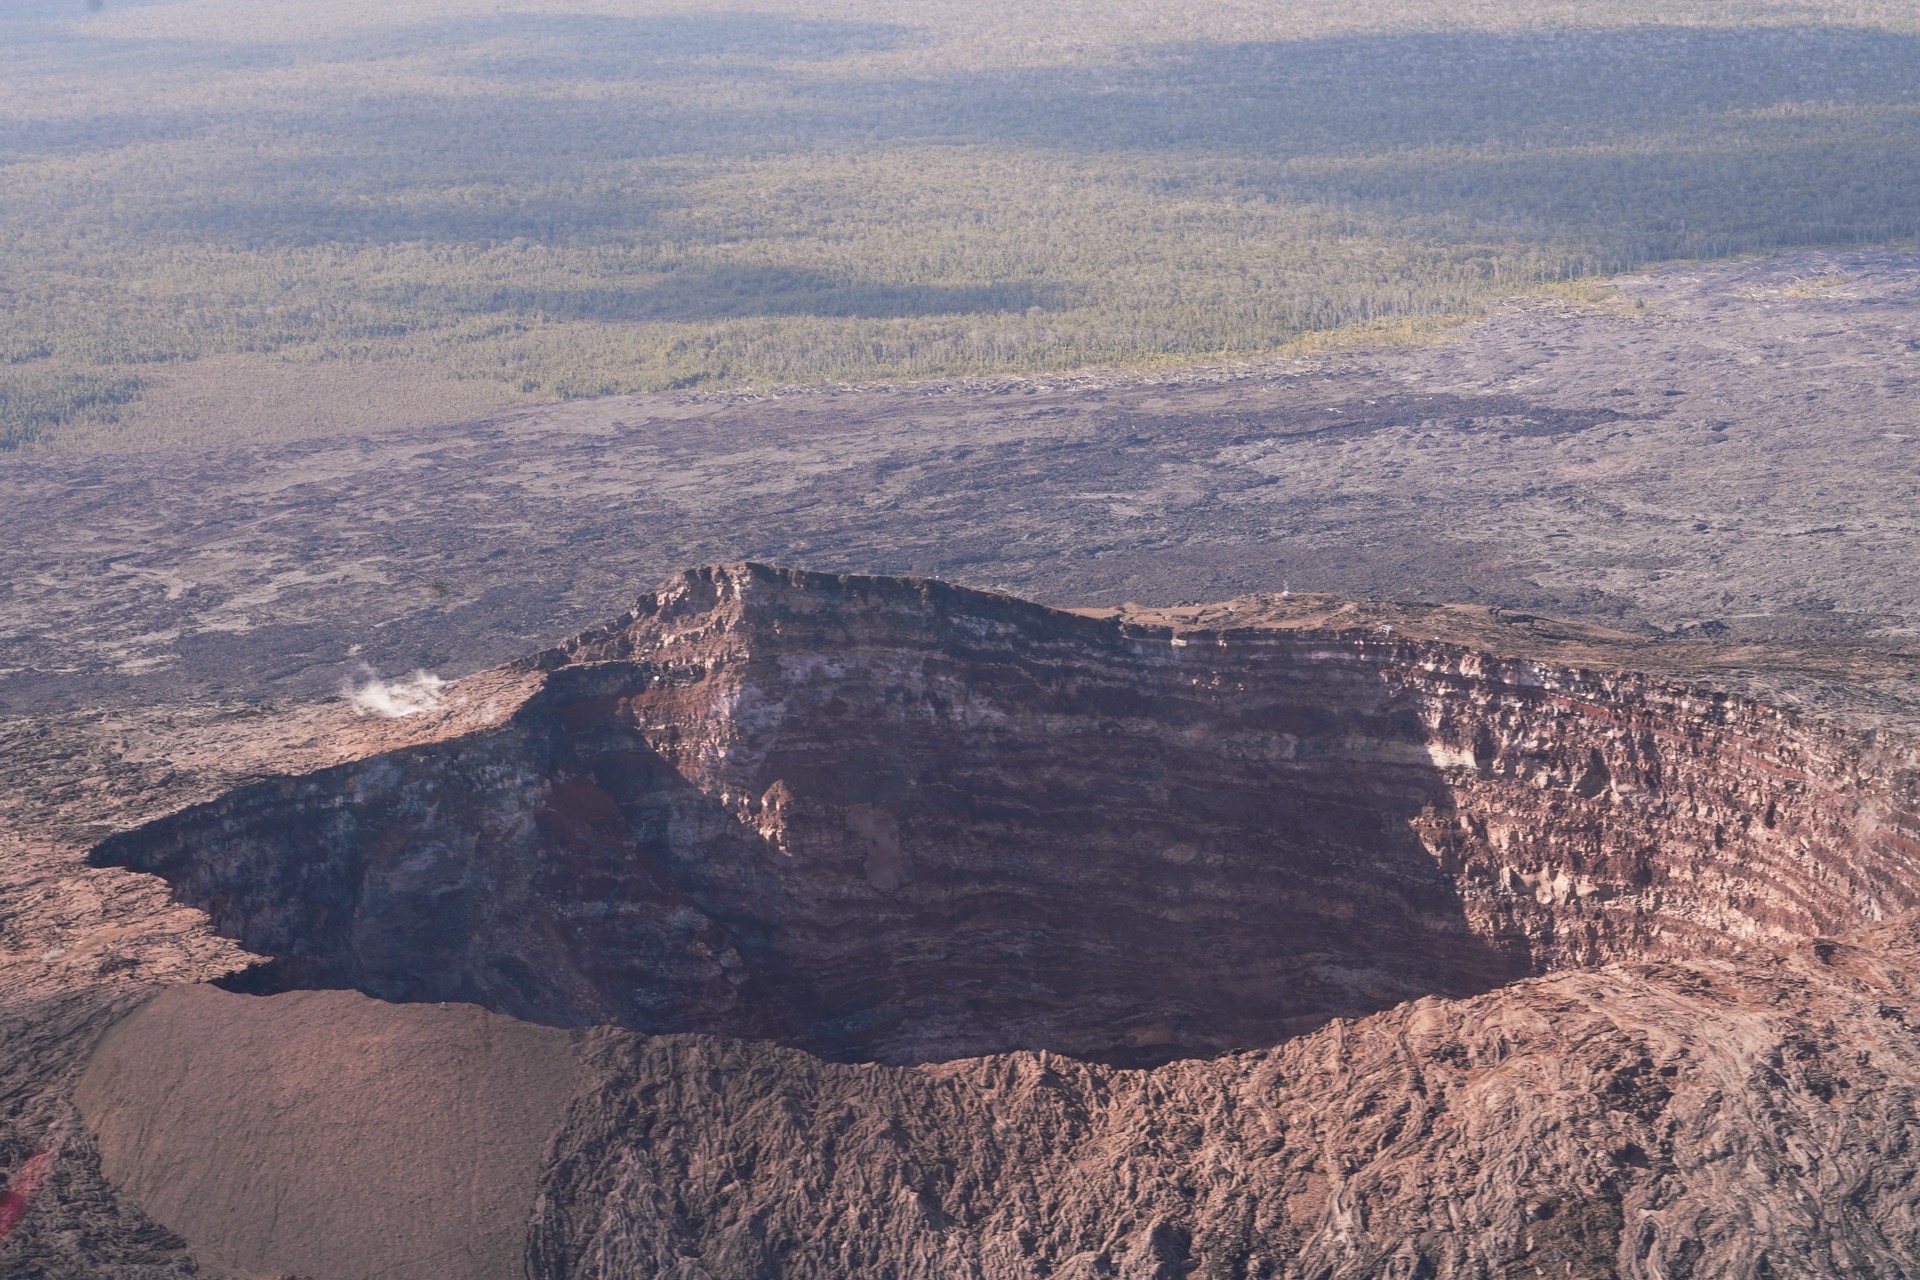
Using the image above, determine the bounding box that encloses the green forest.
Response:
[3,0,1918,447]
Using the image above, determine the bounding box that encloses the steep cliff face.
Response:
[93,565,1920,1067]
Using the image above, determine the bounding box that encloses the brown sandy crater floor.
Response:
[3,251,1920,1279]
[76,987,577,1280]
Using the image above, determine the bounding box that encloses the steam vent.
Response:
[72,566,1920,1278]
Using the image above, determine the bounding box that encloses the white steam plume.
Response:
[346,667,447,718]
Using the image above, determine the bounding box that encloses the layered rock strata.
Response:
[95,564,1920,1065]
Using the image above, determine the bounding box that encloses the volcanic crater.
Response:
[91,564,1920,1068]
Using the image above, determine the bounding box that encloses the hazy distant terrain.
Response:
[3,250,1914,731]
[3,0,1918,447]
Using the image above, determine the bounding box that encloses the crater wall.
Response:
[93,566,1920,1064]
